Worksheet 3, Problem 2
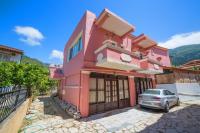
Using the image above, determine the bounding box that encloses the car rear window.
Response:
[143,90,160,95]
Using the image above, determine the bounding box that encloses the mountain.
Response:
[169,44,200,66]
[21,55,49,67]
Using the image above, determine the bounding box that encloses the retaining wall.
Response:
[0,98,31,133]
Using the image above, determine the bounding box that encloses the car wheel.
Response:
[176,99,180,106]
[164,102,169,113]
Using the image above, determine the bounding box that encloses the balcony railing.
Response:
[94,40,164,74]
[139,58,163,74]
[94,40,141,71]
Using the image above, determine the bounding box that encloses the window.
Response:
[89,78,96,104]
[97,79,104,102]
[143,90,160,95]
[56,69,63,74]
[68,36,82,61]
[163,90,174,95]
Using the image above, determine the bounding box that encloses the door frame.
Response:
[134,77,153,104]
[89,73,130,115]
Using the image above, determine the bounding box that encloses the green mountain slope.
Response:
[169,44,200,66]
[21,55,49,67]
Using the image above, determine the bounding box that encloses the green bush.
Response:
[0,62,57,96]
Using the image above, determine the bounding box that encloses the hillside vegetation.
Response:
[169,44,200,66]
[21,55,49,67]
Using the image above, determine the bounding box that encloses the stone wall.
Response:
[0,98,31,133]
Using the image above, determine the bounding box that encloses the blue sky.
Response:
[0,0,200,64]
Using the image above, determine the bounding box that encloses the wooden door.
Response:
[134,77,153,104]
[89,73,130,115]
[105,79,118,111]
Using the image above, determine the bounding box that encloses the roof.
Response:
[95,9,134,37]
[162,66,200,74]
[0,45,23,54]
[132,34,157,49]
[179,60,200,69]
[154,45,168,51]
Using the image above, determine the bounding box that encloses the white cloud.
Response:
[14,26,44,46]
[49,50,63,62]
[159,31,200,49]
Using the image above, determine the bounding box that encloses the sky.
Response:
[0,0,200,64]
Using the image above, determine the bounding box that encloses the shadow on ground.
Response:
[140,104,200,133]
[81,107,133,121]
[38,96,72,120]
[81,105,165,122]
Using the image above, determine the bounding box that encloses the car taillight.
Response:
[153,97,161,100]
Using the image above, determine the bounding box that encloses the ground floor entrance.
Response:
[89,73,130,115]
[134,77,153,104]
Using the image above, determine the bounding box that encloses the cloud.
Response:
[14,26,44,46]
[49,50,63,62]
[158,31,200,49]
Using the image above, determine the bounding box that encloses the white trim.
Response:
[128,76,134,78]
[94,40,117,54]
[96,57,141,71]
[102,39,117,45]
[81,71,91,74]
[94,44,108,54]
[94,40,140,59]
[138,69,163,74]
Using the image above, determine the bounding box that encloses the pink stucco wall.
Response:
[59,9,171,117]
[49,66,63,79]
[140,59,163,72]
[84,28,133,66]
[129,77,136,106]
[61,74,80,106]
[147,47,171,67]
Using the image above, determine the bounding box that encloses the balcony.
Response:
[94,40,141,71]
[138,58,163,74]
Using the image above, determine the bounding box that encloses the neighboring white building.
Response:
[0,45,23,63]
[156,66,200,101]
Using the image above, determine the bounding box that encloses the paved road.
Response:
[20,96,200,133]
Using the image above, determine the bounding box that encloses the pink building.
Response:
[50,9,171,117]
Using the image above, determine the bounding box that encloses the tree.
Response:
[0,62,14,87]
[0,62,57,96]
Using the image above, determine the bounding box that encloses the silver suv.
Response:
[138,89,180,112]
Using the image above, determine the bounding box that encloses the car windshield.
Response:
[143,90,160,95]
